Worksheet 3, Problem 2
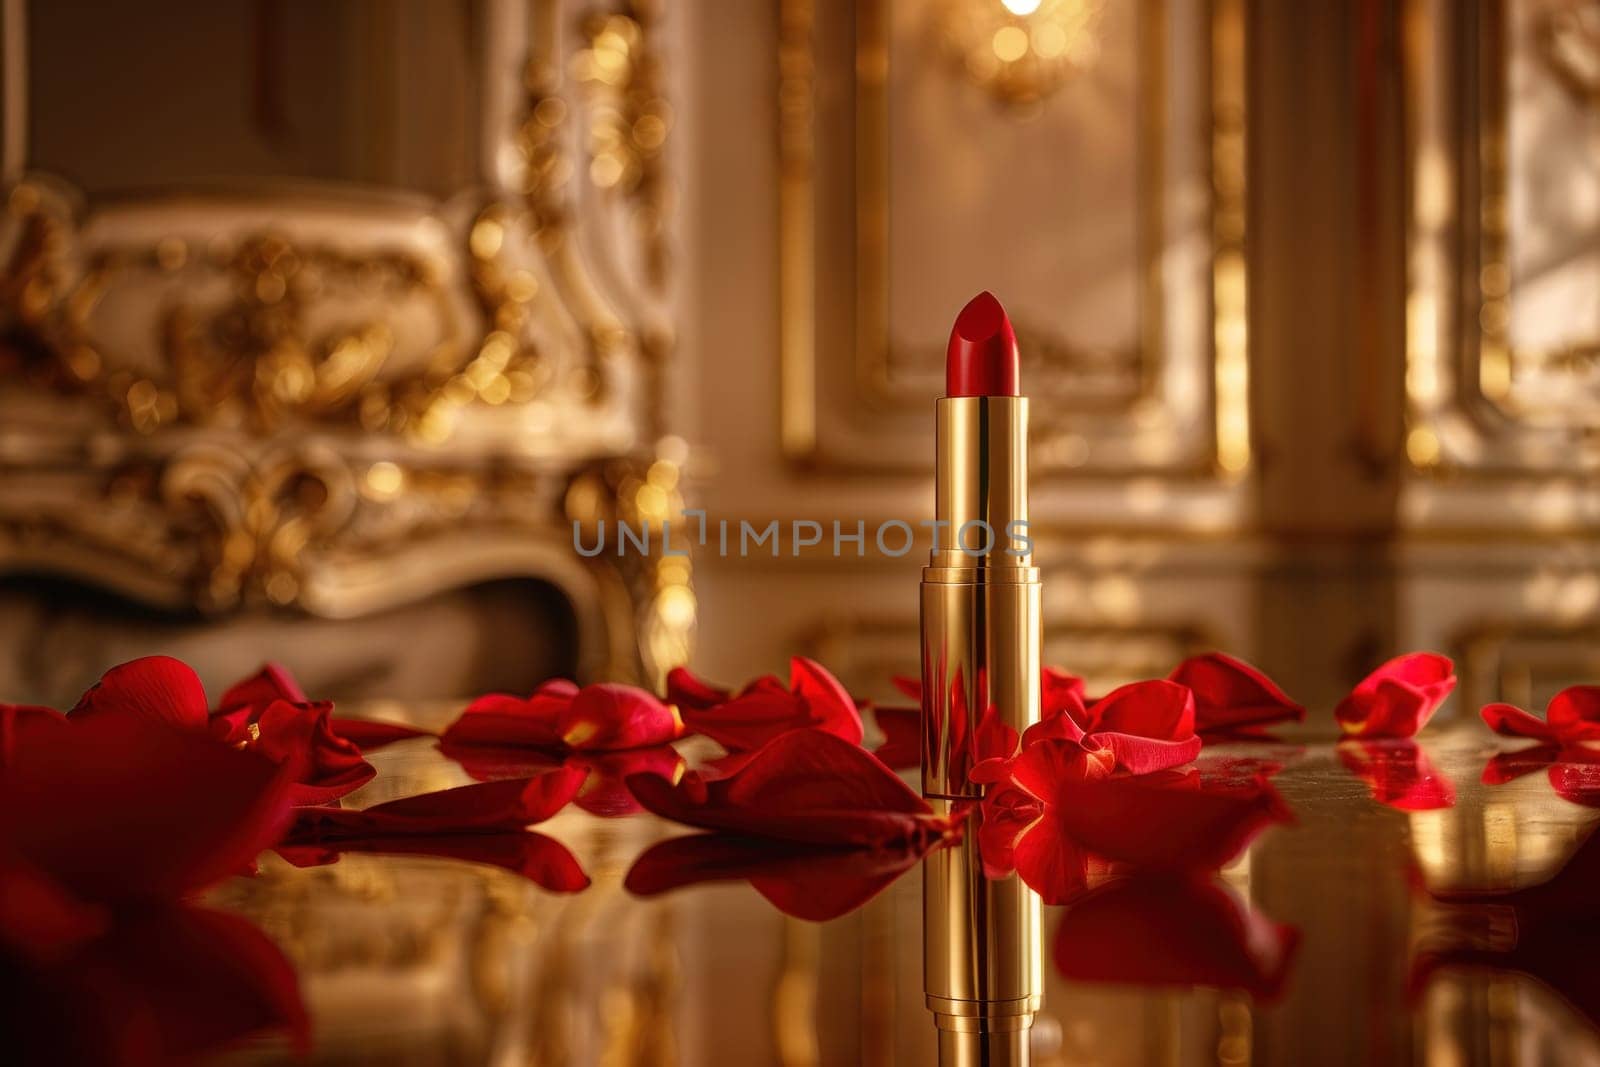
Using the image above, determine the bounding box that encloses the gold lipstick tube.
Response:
[921,396,1043,1065]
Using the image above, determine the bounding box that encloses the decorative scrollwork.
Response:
[0,188,579,443]
[564,439,695,687]
[574,1,674,289]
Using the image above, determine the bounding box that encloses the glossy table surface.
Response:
[208,707,1600,1067]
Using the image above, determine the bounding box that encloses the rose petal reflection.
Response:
[1053,875,1300,1001]
[285,768,586,839]
[0,902,308,1066]
[277,831,590,893]
[624,832,939,921]
[1337,739,1457,811]
[1482,743,1600,809]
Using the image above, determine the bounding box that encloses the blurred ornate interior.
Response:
[3,3,1600,1067]
[1,0,1598,716]
[0,0,692,704]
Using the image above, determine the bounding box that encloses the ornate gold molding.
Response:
[2,11,662,447]
[575,1,674,291]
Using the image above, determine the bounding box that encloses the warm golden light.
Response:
[936,0,1105,107]
[991,26,1029,62]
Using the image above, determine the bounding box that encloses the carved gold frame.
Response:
[0,0,692,683]
[778,0,1249,479]
[1403,0,1600,477]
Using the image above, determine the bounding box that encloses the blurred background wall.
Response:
[1,0,1597,724]
[680,0,1600,722]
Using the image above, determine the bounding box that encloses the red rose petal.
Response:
[212,700,376,806]
[0,704,68,770]
[665,665,731,711]
[1018,681,1201,779]
[679,658,865,753]
[1009,738,1116,804]
[0,712,296,902]
[1087,731,1204,777]
[1022,695,1088,748]
[1547,686,1600,743]
[1335,653,1456,739]
[328,717,435,750]
[790,657,865,746]
[1042,667,1088,716]
[558,683,683,750]
[627,729,954,848]
[1169,652,1305,737]
[1084,679,1196,741]
[680,688,814,752]
[1481,702,1559,742]
[439,740,684,818]
[67,655,210,733]
[1484,686,1600,748]
[218,662,308,711]
[440,681,575,749]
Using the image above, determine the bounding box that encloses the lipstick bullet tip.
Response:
[946,291,1020,397]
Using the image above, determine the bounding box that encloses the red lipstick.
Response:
[945,291,1020,397]
[922,291,1042,1063]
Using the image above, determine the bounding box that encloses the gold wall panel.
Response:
[778,0,1248,479]
[1404,0,1600,479]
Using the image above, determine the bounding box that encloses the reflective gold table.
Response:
[208,710,1600,1066]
